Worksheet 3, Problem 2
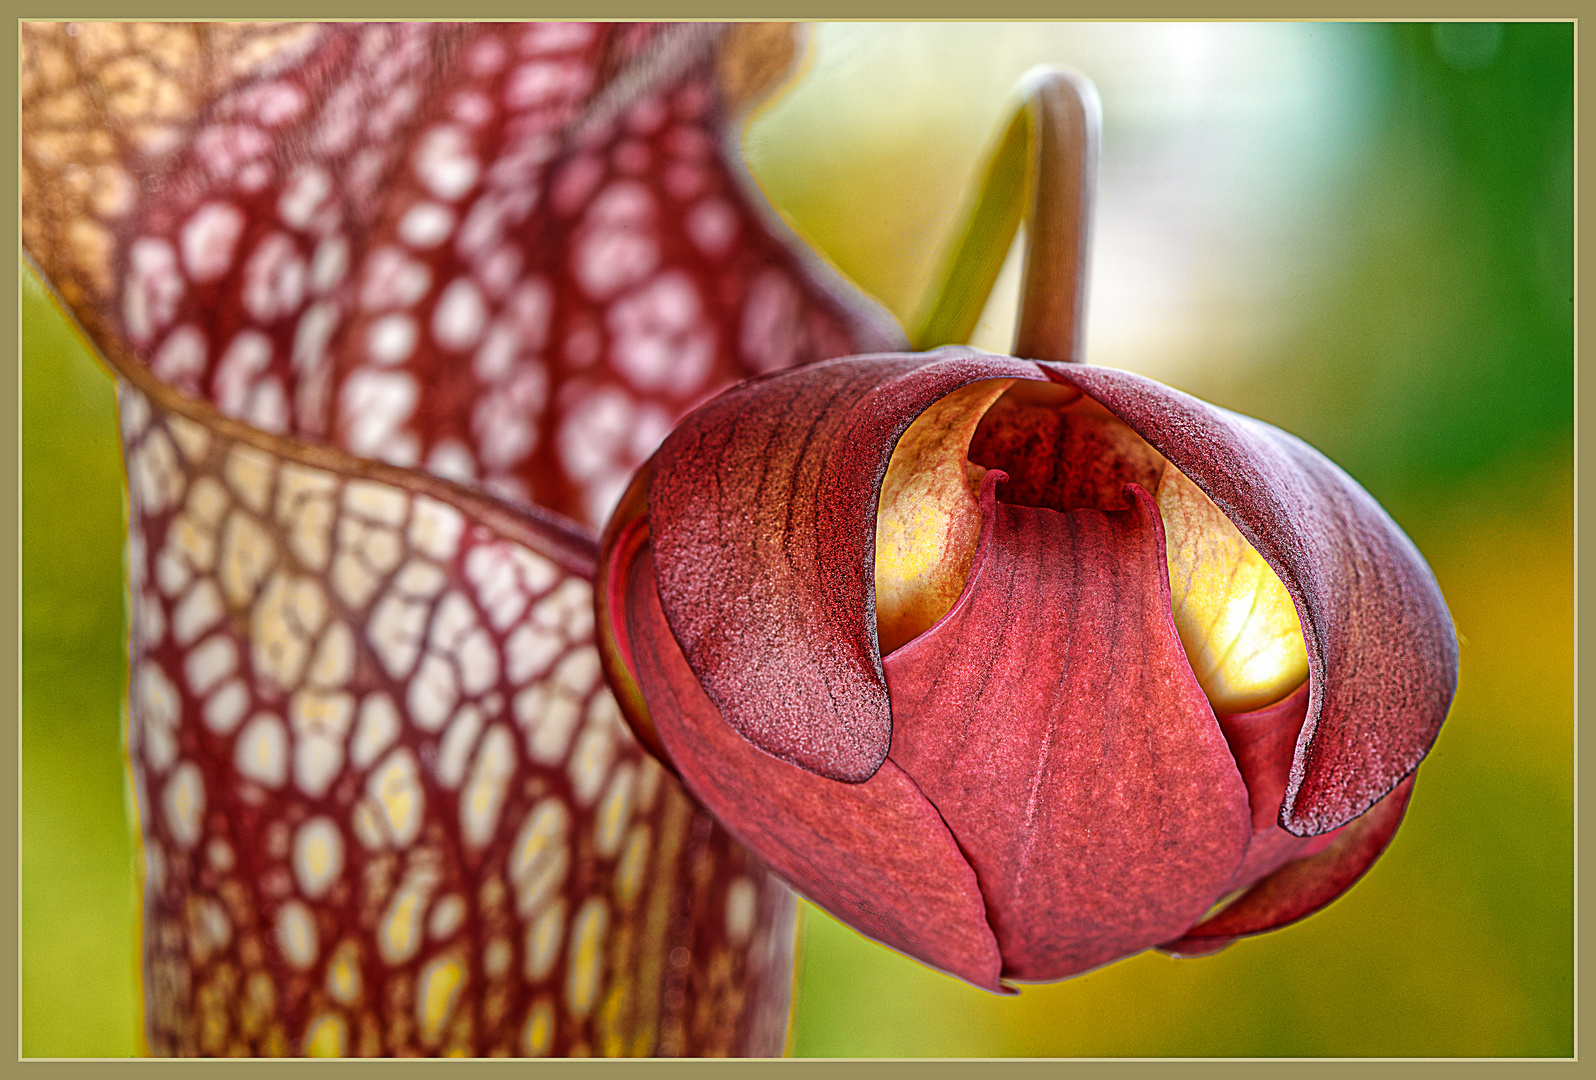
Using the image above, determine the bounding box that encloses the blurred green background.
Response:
[22,23,1572,1057]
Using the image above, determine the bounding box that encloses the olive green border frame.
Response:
[5,4,1583,1073]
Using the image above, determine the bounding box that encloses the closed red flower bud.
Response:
[597,347,1457,990]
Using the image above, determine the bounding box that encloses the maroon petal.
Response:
[1214,684,1339,892]
[884,483,1252,981]
[1046,364,1457,836]
[620,534,1006,991]
[647,348,1046,782]
[1160,774,1415,958]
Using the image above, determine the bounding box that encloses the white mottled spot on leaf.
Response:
[218,509,277,607]
[213,331,273,418]
[172,577,224,645]
[293,301,340,377]
[309,235,350,295]
[293,816,344,899]
[235,713,289,788]
[594,762,635,860]
[436,705,484,789]
[360,245,432,311]
[131,428,184,515]
[203,679,249,735]
[568,722,615,808]
[242,232,307,322]
[428,894,467,941]
[399,201,455,248]
[513,684,581,765]
[306,620,355,689]
[152,325,208,389]
[510,797,570,919]
[415,954,466,1046]
[367,591,428,676]
[167,416,210,464]
[686,197,739,259]
[123,238,183,345]
[614,825,650,906]
[367,313,418,366]
[185,633,238,696]
[279,165,332,231]
[432,277,486,351]
[224,445,275,514]
[608,270,714,395]
[524,899,565,983]
[275,899,319,969]
[725,877,758,946]
[408,498,463,563]
[251,572,326,690]
[162,762,205,848]
[368,747,424,848]
[414,124,479,202]
[505,623,562,684]
[460,723,515,849]
[408,653,459,732]
[571,181,657,299]
[341,370,418,459]
[741,269,803,374]
[350,692,401,770]
[505,59,591,109]
[564,898,607,1017]
[425,440,476,483]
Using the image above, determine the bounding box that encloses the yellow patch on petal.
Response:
[1156,464,1308,713]
[875,379,1013,654]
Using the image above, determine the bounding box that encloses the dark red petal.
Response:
[1045,364,1457,836]
[622,537,1007,991]
[647,348,1047,782]
[1214,684,1339,891]
[1159,773,1415,958]
[884,483,1252,981]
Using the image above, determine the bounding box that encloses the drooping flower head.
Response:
[596,66,1458,990]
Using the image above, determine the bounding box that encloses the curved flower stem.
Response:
[1013,68,1100,365]
[909,67,1101,365]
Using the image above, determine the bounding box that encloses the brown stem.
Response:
[1012,68,1101,365]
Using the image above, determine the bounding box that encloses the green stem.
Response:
[909,67,1100,364]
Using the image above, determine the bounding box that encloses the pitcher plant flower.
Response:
[22,21,907,1055]
[597,68,1458,989]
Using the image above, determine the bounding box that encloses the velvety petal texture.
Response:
[885,483,1251,980]
[1045,365,1457,835]
[623,545,1005,990]
[1161,776,1414,958]
[648,351,1044,781]
[612,346,1455,986]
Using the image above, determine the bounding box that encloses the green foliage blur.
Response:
[21,23,1571,1057]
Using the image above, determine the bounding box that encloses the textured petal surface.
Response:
[622,543,1005,991]
[884,484,1251,981]
[1213,684,1339,892]
[647,348,1044,782]
[1160,774,1415,958]
[1047,364,1457,836]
